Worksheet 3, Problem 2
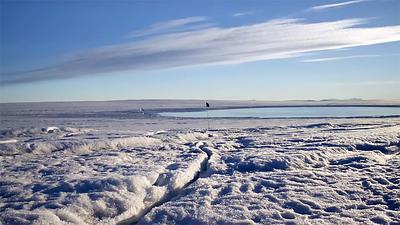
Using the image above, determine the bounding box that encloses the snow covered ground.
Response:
[0,100,399,224]
[139,122,400,225]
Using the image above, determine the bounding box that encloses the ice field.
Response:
[0,100,399,224]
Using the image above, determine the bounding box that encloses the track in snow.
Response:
[122,142,214,225]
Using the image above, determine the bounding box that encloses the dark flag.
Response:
[206,102,210,108]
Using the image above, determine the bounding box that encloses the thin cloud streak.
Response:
[2,17,400,85]
[233,12,253,17]
[128,17,208,38]
[309,0,368,11]
[301,54,381,62]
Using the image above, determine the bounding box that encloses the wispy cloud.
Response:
[128,16,209,38]
[233,12,252,17]
[301,54,381,62]
[309,0,368,11]
[2,17,400,85]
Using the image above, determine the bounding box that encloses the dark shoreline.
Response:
[151,104,400,113]
[155,115,400,120]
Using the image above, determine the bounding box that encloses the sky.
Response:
[0,0,399,103]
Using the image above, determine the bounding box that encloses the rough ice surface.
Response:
[138,122,400,225]
[0,127,210,225]
[0,100,399,225]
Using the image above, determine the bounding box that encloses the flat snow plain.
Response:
[0,100,399,225]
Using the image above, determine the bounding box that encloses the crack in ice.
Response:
[119,141,214,225]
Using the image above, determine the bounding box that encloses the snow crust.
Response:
[138,122,400,225]
[1,104,399,225]
[0,127,209,224]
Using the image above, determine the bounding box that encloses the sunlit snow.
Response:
[0,100,399,224]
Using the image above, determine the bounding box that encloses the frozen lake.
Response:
[160,106,400,118]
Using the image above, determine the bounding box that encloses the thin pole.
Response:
[206,109,210,130]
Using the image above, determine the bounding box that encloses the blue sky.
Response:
[0,0,399,102]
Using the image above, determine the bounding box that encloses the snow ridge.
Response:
[119,138,218,224]
[1,121,400,224]
[138,123,400,225]
[118,149,209,224]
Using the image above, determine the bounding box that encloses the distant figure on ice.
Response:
[139,108,145,114]
[205,102,210,130]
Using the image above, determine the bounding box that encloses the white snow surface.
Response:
[1,121,399,225]
[139,122,400,225]
[0,127,210,225]
[0,100,400,225]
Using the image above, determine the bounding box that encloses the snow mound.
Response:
[0,127,87,138]
[0,132,162,156]
[0,130,210,225]
[0,139,18,144]
[175,132,210,143]
[1,121,400,224]
[139,121,400,224]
